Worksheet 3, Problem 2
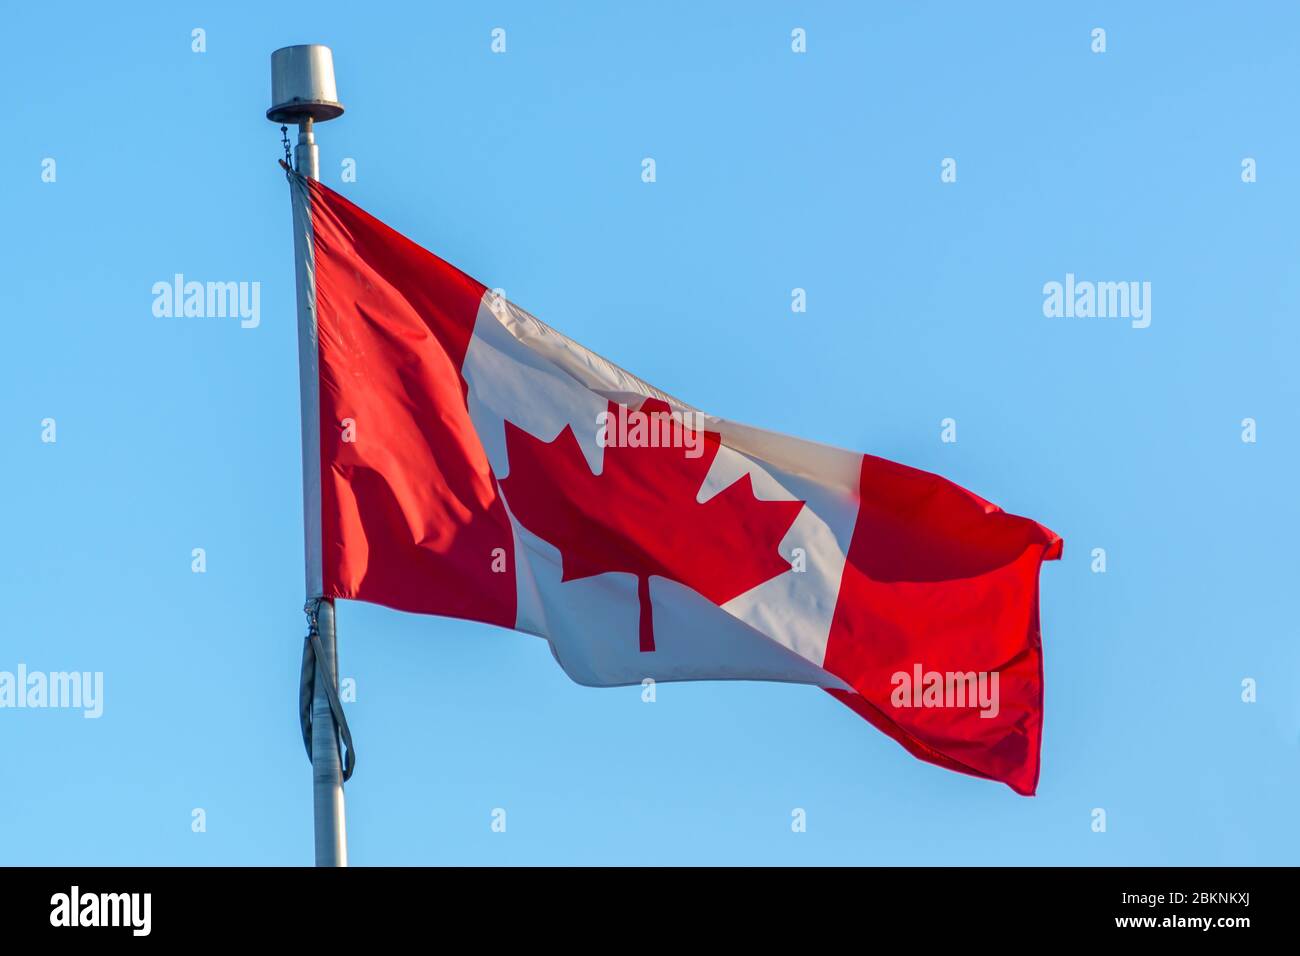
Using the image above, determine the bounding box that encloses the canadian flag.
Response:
[291,173,1062,795]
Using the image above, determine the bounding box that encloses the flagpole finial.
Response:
[267,44,342,182]
[267,45,344,124]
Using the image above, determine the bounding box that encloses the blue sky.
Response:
[2,2,1297,864]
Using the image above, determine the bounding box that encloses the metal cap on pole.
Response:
[269,43,350,866]
[269,44,344,181]
[268,45,345,124]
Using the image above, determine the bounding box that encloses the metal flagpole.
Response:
[267,44,349,867]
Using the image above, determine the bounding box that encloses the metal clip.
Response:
[304,597,322,635]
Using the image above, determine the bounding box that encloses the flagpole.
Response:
[268,44,349,867]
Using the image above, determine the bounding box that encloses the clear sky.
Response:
[2,2,1296,865]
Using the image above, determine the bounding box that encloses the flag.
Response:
[290,172,1062,795]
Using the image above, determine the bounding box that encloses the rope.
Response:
[299,598,356,782]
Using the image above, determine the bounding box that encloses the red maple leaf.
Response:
[499,398,804,652]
